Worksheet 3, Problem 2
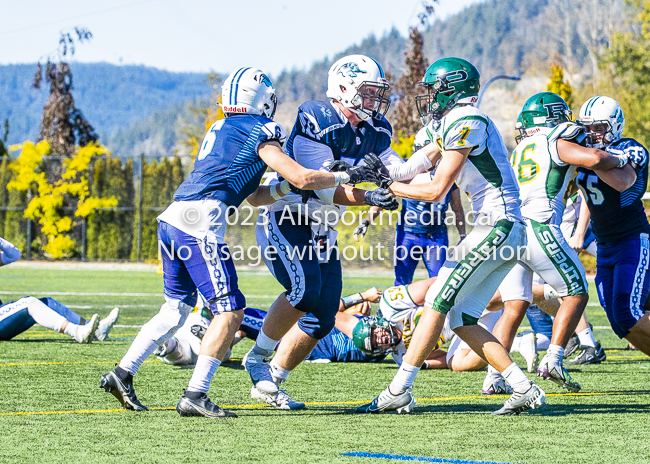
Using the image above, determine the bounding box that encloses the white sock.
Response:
[487,364,501,378]
[63,322,80,338]
[119,336,160,375]
[389,362,420,394]
[187,355,221,393]
[547,344,565,362]
[544,284,560,300]
[502,363,531,394]
[536,333,550,351]
[254,328,279,357]
[270,359,291,384]
[25,297,69,333]
[577,327,596,348]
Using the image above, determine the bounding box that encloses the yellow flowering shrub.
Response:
[8,141,118,258]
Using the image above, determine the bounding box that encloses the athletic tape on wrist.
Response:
[270,181,291,200]
[341,293,364,309]
[333,171,351,186]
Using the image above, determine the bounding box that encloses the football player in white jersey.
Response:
[487,92,629,395]
[358,57,545,416]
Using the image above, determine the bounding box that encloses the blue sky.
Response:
[0,0,483,75]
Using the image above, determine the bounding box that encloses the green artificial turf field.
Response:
[0,266,648,464]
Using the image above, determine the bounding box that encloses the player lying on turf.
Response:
[381,279,545,380]
[155,288,387,368]
[100,67,378,417]
[0,296,119,343]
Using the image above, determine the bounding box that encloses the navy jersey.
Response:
[286,100,393,165]
[576,138,650,243]
[398,183,457,235]
[174,115,285,207]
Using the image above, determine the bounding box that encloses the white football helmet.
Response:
[221,68,277,119]
[577,96,625,148]
[326,54,390,121]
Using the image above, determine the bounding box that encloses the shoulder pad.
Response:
[556,122,586,144]
[296,100,344,141]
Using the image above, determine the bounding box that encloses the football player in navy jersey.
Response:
[574,96,650,357]
[393,127,465,285]
[245,54,419,408]
[100,68,371,418]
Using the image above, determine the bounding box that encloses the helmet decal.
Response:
[544,102,570,119]
[439,70,468,84]
[259,73,273,87]
[337,62,367,78]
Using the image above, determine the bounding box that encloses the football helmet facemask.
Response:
[221,67,278,119]
[352,316,402,356]
[415,57,480,122]
[577,96,625,148]
[326,54,391,121]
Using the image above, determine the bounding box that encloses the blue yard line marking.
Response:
[341,452,519,464]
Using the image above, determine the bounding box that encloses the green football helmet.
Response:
[352,316,401,356]
[415,57,481,122]
[515,92,572,143]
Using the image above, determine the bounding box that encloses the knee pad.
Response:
[143,298,193,346]
[291,289,321,313]
[297,312,336,340]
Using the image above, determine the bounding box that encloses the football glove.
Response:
[364,152,393,188]
[364,188,399,210]
[329,160,374,185]
[353,220,371,240]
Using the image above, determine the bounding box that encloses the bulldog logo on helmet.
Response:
[338,62,367,78]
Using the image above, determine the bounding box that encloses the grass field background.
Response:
[0,266,649,464]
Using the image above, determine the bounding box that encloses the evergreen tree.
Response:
[86,157,105,260]
[392,28,429,140]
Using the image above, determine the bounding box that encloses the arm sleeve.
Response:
[387,150,433,182]
[292,135,337,204]
[0,237,21,265]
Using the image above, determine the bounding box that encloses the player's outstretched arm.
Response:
[386,143,441,182]
[388,148,471,202]
[0,237,21,267]
[557,139,625,170]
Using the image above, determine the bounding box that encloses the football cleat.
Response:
[492,383,546,415]
[94,307,120,341]
[564,334,581,358]
[566,341,606,365]
[537,354,581,393]
[99,369,148,411]
[482,373,513,396]
[176,392,237,418]
[516,331,539,373]
[75,314,100,344]
[355,387,415,414]
[243,349,278,395]
[251,387,306,410]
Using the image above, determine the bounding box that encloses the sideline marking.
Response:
[342,452,518,464]
[0,291,277,298]
[0,391,629,416]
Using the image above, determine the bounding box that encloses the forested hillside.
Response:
[0,0,625,155]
